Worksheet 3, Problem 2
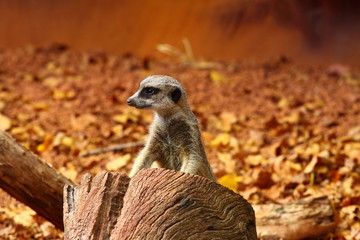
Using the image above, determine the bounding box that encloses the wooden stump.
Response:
[64,169,257,240]
[0,130,75,230]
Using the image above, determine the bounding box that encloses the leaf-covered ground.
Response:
[0,45,359,239]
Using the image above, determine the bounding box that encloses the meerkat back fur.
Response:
[127,75,216,181]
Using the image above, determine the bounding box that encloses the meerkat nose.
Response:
[127,98,134,106]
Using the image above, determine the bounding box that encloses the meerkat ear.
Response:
[171,88,182,103]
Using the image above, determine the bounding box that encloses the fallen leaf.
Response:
[263,182,286,200]
[252,169,274,189]
[341,176,355,196]
[40,222,58,237]
[2,206,36,227]
[53,132,65,146]
[348,125,360,138]
[286,161,302,171]
[36,134,54,153]
[0,101,6,110]
[52,132,75,149]
[245,154,267,166]
[106,154,131,171]
[209,71,230,83]
[343,196,360,207]
[249,130,265,146]
[270,155,285,174]
[0,224,15,235]
[280,111,302,124]
[52,90,75,100]
[32,102,49,111]
[112,114,128,124]
[43,76,61,88]
[111,125,124,136]
[59,162,78,181]
[218,174,238,191]
[61,136,75,148]
[340,205,359,222]
[305,99,325,110]
[219,112,237,132]
[210,133,231,148]
[0,114,11,130]
[303,143,321,156]
[71,114,97,131]
[46,61,58,71]
[304,156,319,174]
[278,97,291,108]
[343,142,360,160]
[141,111,153,123]
[16,113,31,122]
[318,150,330,159]
[264,116,280,130]
[217,152,236,174]
[32,125,46,137]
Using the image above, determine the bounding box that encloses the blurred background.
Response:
[1,0,360,65]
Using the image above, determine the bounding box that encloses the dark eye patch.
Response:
[171,88,181,103]
[140,87,161,97]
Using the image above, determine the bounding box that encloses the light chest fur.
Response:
[148,115,201,171]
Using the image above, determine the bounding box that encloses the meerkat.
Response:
[127,75,216,181]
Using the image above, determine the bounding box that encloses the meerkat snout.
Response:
[127,98,134,106]
[127,75,217,181]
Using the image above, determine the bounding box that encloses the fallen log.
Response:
[255,196,336,240]
[0,130,75,230]
[64,169,257,240]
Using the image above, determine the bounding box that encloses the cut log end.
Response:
[64,169,257,240]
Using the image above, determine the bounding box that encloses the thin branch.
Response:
[80,141,145,157]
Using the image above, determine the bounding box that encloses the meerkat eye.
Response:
[141,87,160,96]
[145,88,156,94]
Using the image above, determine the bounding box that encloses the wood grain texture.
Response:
[0,130,75,230]
[111,168,257,240]
[64,171,130,240]
[254,196,336,239]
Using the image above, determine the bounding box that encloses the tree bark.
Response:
[0,130,75,230]
[63,171,130,239]
[254,196,336,240]
[64,169,257,240]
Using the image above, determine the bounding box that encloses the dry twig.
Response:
[80,141,145,157]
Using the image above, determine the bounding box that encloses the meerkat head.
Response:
[127,75,188,114]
